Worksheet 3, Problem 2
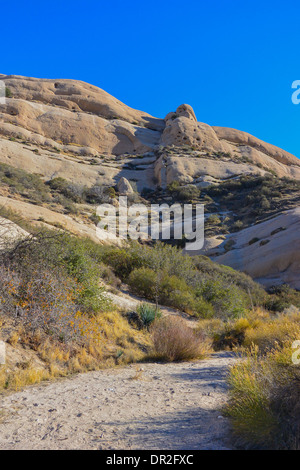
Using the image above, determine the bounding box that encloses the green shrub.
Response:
[106,247,144,281]
[167,181,180,193]
[137,303,161,328]
[232,220,244,232]
[128,267,157,300]
[3,231,109,314]
[5,87,12,98]
[0,163,51,203]
[167,182,200,202]
[197,279,247,319]
[207,214,221,225]
[47,177,84,203]
[194,297,215,318]
[176,185,200,202]
[47,177,68,192]
[84,185,113,204]
[160,275,193,311]
[249,237,260,245]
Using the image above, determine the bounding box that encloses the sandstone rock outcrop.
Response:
[117,177,134,195]
[205,208,300,290]
[0,216,28,249]
[0,75,299,191]
[0,74,299,289]
[213,126,299,166]
[161,104,229,153]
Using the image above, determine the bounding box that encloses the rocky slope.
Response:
[0,74,299,289]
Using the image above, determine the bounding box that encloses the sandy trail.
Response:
[0,352,236,450]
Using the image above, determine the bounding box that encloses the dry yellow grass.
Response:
[226,343,300,449]
[0,309,150,393]
[243,313,300,353]
[197,308,300,353]
[0,365,50,392]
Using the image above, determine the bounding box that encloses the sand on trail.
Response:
[0,352,237,450]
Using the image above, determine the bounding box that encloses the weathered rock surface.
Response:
[117,177,134,195]
[206,208,300,290]
[0,196,100,243]
[0,75,299,187]
[0,74,299,289]
[213,126,299,166]
[0,216,28,249]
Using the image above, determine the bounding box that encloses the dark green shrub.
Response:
[103,247,143,280]
[137,303,161,328]
[160,275,193,311]
[47,177,68,192]
[197,280,247,319]
[194,297,215,318]
[47,177,84,203]
[127,267,157,299]
[5,87,12,98]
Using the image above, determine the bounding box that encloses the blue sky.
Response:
[2,0,300,157]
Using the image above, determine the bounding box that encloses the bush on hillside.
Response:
[137,303,161,329]
[150,317,211,362]
[226,345,300,449]
[127,267,157,300]
[196,279,247,319]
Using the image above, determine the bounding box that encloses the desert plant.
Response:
[137,303,161,328]
[127,267,157,300]
[226,344,300,449]
[5,87,12,98]
[197,279,247,319]
[150,317,211,362]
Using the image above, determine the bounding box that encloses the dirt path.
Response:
[0,352,237,450]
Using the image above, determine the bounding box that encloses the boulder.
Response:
[117,177,134,195]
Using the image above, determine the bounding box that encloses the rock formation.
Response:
[117,177,134,195]
[0,74,299,289]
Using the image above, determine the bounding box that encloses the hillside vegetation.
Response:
[1,211,299,396]
[1,75,300,449]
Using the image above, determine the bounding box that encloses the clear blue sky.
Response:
[2,0,300,157]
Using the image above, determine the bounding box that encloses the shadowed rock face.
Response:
[0,74,299,289]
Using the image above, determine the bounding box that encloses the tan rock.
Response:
[117,177,134,195]
[1,75,299,185]
[207,208,300,289]
[176,104,197,121]
[0,217,28,249]
[213,126,300,167]
[0,74,300,292]
[2,75,164,129]
[0,196,100,243]
[155,155,266,186]
[161,114,229,153]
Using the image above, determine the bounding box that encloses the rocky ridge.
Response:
[0,74,299,288]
